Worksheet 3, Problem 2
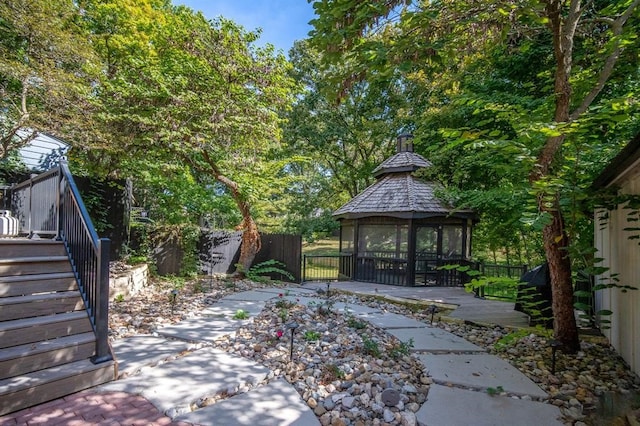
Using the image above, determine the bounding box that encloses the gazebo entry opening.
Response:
[333,134,476,287]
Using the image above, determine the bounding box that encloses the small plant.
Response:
[242,260,294,283]
[316,299,335,316]
[390,338,414,359]
[361,335,381,357]
[347,316,367,330]
[192,281,206,294]
[321,363,345,383]
[275,293,296,309]
[303,330,321,341]
[114,294,125,303]
[278,308,289,322]
[232,309,250,320]
[486,386,504,396]
[166,275,186,290]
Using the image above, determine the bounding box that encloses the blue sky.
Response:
[173,0,316,54]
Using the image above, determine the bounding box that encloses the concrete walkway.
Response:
[0,283,561,426]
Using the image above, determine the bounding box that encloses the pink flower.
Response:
[276,329,284,338]
[278,293,284,298]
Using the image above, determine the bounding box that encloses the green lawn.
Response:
[302,237,339,256]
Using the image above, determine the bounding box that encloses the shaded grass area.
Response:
[302,237,339,256]
[302,238,340,281]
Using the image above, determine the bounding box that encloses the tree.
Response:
[0,0,96,160]
[80,1,296,272]
[280,40,414,241]
[309,0,640,352]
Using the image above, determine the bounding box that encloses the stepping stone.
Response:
[281,286,320,295]
[201,300,266,317]
[175,378,320,426]
[386,328,485,353]
[221,291,279,302]
[416,384,563,426]
[280,295,328,308]
[355,311,429,329]
[256,287,314,296]
[417,354,548,398]
[157,317,248,342]
[111,335,193,378]
[99,347,270,417]
[332,302,380,316]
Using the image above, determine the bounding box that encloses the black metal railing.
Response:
[303,255,341,281]
[11,160,112,364]
[302,253,526,292]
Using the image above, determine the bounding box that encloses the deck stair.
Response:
[0,239,116,416]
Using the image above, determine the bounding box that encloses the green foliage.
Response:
[114,294,125,303]
[486,386,505,396]
[243,260,294,283]
[232,309,250,320]
[278,308,289,322]
[361,335,381,358]
[303,330,321,341]
[0,0,98,160]
[151,224,201,277]
[347,316,367,330]
[275,297,296,309]
[495,329,529,351]
[389,338,414,359]
[321,363,345,382]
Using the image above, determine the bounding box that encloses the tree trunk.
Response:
[200,151,262,276]
[542,207,580,353]
[236,205,261,274]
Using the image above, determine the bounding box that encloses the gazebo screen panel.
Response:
[358,224,408,259]
[340,224,355,253]
[416,226,438,259]
[443,225,464,259]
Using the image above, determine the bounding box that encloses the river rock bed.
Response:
[108,276,640,425]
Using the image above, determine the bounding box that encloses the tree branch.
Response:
[570,0,640,120]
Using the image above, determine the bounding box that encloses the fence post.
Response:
[92,238,112,364]
[302,255,307,283]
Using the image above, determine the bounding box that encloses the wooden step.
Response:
[0,332,96,379]
[0,358,116,416]
[0,291,85,321]
[0,240,67,258]
[0,256,71,277]
[0,311,93,349]
[0,272,77,297]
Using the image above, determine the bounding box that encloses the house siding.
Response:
[594,164,640,377]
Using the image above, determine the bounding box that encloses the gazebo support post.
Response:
[407,219,416,287]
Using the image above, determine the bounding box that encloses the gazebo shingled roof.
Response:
[372,151,432,177]
[334,149,473,220]
[333,174,452,219]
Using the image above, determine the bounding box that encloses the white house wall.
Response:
[595,168,640,377]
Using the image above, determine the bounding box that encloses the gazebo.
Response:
[333,135,476,286]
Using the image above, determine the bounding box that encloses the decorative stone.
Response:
[383,408,395,423]
[342,396,356,409]
[381,388,401,406]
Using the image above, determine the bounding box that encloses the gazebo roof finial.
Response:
[397,133,414,153]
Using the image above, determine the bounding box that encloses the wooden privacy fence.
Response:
[195,231,301,282]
